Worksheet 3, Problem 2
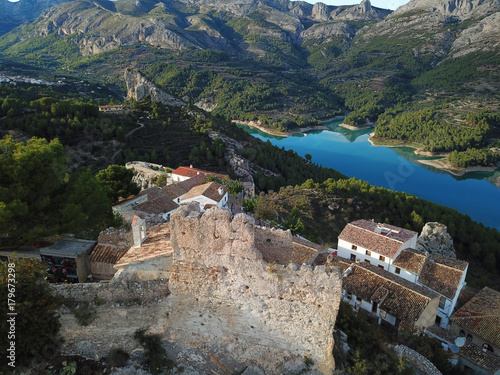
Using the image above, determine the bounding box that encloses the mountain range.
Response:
[0,0,498,131]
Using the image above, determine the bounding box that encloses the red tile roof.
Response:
[393,248,427,274]
[172,166,227,180]
[418,256,467,299]
[176,174,206,192]
[316,254,438,326]
[451,287,500,348]
[426,324,500,374]
[89,244,128,264]
[115,224,172,268]
[338,220,417,258]
[181,182,228,204]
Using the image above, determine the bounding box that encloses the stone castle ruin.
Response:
[53,204,342,374]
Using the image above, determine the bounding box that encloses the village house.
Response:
[337,219,418,271]
[171,165,227,183]
[89,244,128,280]
[450,287,500,356]
[179,181,229,212]
[98,104,126,113]
[40,239,96,283]
[337,219,468,329]
[314,253,440,329]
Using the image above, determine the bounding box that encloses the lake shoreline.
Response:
[233,120,327,136]
[368,134,499,177]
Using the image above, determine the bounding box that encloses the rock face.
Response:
[124,68,185,106]
[416,222,456,259]
[168,204,342,374]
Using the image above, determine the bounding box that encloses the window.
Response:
[483,344,494,353]
[378,265,384,270]
[350,254,356,261]
[365,260,371,264]
[459,330,466,337]
[466,334,473,342]
[439,296,446,309]
[435,315,442,325]
[365,250,371,256]
[351,245,357,250]
[379,255,385,262]
[395,267,401,274]
[346,292,352,300]
[356,296,362,303]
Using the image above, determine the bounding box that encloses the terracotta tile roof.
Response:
[418,256,467,299]
[426,324,500,374]
[459,341,500,373]
[338,219,417,258]
[89,244,127,264]
[172,166,227,180]
[176,174,205,192]
[429,254,468,271]
[455,286,479,311]
[343,262,439,326]
[393,248,427,274]
[181,182,228,204]
[451,287,500,348]
[115,224,172,268]
[315,254,438,326]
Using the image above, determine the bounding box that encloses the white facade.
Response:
[181,192,229,212]
[337,235,417,276]
[418,264,468,329]
[342,290,397,326]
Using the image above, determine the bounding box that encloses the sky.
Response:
[7,0,411,11]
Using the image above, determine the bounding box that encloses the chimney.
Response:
[218,187,224,195]
[190,164,193,169]
[131,215,147,247]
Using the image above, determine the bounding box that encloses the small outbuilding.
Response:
[40,239,96,283]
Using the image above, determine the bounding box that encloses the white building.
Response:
[338,220,468,329]
[337,220,418,271]
[180,182,228,212]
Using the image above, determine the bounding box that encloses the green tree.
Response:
[96,165,140,203]
[61,167,114,236]
[0,136,66,243]
[0,258,61,372]
[304,153,312,162]
[282,206,305,235]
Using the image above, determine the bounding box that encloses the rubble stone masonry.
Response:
[51,204,342,374]
[167,204,342,374]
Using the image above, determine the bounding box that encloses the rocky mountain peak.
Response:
[361,0,372,13]
[391,0,500,20]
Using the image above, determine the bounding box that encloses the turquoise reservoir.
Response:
[238,119,500,230]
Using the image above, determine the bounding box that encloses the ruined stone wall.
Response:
[255,225,293,249]
[167,205,342,374]
[50,280,170,357]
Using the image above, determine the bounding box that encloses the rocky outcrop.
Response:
[168,205,342,374]
[450,12,500,57]
[301,22,357,44]
[124,68,185,106]
[416,222,456,259]
[391,0,500,20]
[0,0,69,34]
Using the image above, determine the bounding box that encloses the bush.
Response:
[134,329,174,374]
[107,348,130,368]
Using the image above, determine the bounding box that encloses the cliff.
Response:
[124,68,185,106]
